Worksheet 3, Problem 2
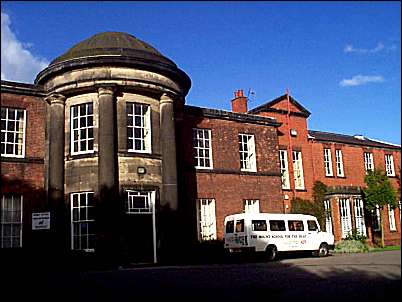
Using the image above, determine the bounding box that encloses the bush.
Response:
[345,229,367,243]
[334,239,369,253]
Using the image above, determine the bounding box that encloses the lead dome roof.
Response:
[50,31,175,66]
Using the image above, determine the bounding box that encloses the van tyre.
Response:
[265,245,277,261]
[317,243,329,257]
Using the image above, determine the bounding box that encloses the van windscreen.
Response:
[226,220,234,233]
[269,220,286,231]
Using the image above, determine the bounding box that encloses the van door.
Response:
[286,219,307,251]
[232,218,248,248]
[249,219,268,252]
[305,219,320,251]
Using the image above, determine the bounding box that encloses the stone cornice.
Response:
[1,80,45,97]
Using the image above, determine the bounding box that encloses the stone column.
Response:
[97,86,118,191]
[97,86,119,259]
[160,93,178,210]
[45,93,66,250]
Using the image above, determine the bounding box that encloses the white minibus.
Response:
[224,213,335,260]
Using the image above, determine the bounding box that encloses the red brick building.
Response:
[247,92,401,246]
[1,32,400,264]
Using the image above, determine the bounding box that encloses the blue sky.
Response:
[1,1,401,144]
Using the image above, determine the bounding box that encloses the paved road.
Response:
[15,251,402,301]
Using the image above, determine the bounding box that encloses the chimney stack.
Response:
[231,89,248,113]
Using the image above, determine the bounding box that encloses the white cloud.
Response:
[344,42,396,54]
[339,75,385,87]
[1,11,49,83]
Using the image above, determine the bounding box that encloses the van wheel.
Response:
[265,245,277,261]
[317,243,329,257]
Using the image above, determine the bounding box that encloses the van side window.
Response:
[252,220,267,231]
[235,219,244,232]
[226,220,234,233]
[288,220,304,231]
[307,220,318,231]
[269,220,286,231]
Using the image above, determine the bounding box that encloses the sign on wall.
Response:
[32,212,50,230]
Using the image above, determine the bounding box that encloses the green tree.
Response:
[290,181,327,230]
[363,169,398,248]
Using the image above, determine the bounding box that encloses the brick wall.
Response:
[177,110,283,241]
[1,92,47,248]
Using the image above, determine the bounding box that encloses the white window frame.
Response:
[279,150,290,189]
[388,205,396,231]
[385,154,395,177]
[1,107,26,158]
[196,198,217,241]
[244,199,260,214]
[239,133,257,172]
[127,103,152,154]
[70,103,94,155]
[193,128,213,169]
[364,152,374,173]
[1,195,23,248]
[399,201,401,222]
[339,198,352,238]
[70,192,95,251]
[353,198,366,236]
[323,148,333,176]
[126,190,155,214]
[292,150,305,190]
[323,199,333,234]
[335,149,344,177]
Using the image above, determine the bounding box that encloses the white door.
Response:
[354,198,366,236]
[339,198,352,238]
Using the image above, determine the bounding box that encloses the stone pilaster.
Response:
[160,93,178,211]
[45,94,66,205]
[97,86,118,192]
[45,93,66,250]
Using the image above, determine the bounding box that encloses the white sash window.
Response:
[339,198,352,238]
[354,198,366,236]
[197,199,217,241]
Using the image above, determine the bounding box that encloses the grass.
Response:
[368,245,400,252]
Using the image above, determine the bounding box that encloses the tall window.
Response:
[239,133,256,172]
[364,152,374,173]
[335,149,344,177]
[1,195,23,248]
[1,107,26,158]
[197,199,217,241]
[244,199,260,213]
[385,154,395,176]
[339,198,352,238]
[323,199,333,234]
[127,103,152,153]
[354,198,366,236]
[292,151,305,190]
[193,128,213,169]
[71,192,95,251]
[279,150,290,189]
[71,103,94,155]
[388,205,396,231]
[372,205,381,231]
[323,148,333,176]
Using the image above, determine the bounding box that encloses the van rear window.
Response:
[288,220,304,231]
[226,220,234,233]
[252,220,267,231]
[236,219,245,232]
[269,220,286,231]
